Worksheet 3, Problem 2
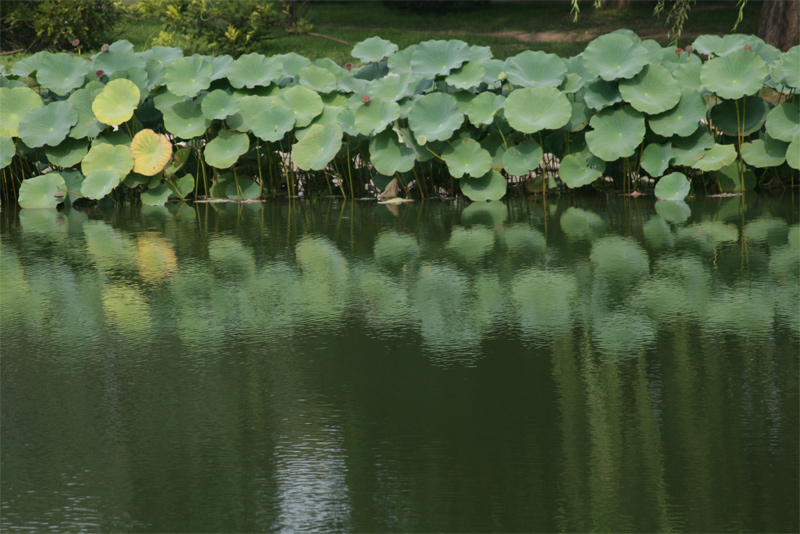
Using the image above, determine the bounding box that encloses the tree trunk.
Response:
[757,0,800,51]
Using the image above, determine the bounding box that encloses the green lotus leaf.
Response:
[586,105,645,161]
[111,67,150,104]
[59,169,84,205]
[465,92,505,126]
[583,79,622,111]
[0,136,14,169]
[369,73,412,102]
[81,169,120,200]
[225,177,261,200]
[369,129,417,175]
[141,46,184,63]
[481,58,505,85]
[411,39,471,78]
[781,46,800,89]
[504,86,571,134]
[786,135,800,170]
[164,147,191,178]
[92,49,146,76]
[292,123,343,171]
[700,49,768,100]
[226,95,271,132]
[654,171,690,200]
[227,53,282,88]
[691,34,745,56]
[765,102,800,142]
[166,174,194,199]
[251,103,296,142]
[692,143,738,172]
[141,183,172,206]
[503,50,566,88]
[208,55,234,81]
[144,58,167,89]
[460,169,507,202]
[19,101,78,148]
[44,137,88,167]
[640,142,674,177]
[558,153,605,188]
[445,61,486,90]
[709,96,770,136]
[386,44,416,74]
[741,135,788,168]
[407,92,464,142]
[298,64,337,93]
[92,130,132,147]
[35,53,91,96]
[559,72,585,94]
[562,101,590,132]
[163,100,210,139]
[92,79,140,126]
[502,139,542,176]
[204,130,249,169]
[279,85,324,128]
[275,52,311,77]
[351,36,399,63]
[670,62,703,91]
[165,55,212,98]
[9,51,47,77]
[442,138,492,178]
[619,64,680,114]
[671,126,715,166]
[354,97,400,136]
[18,173,67,209]
[152,86,186,113]
[716,161,756,192]
[130,129,172,175]
[81,143,133,180]
[200,89,239,121]
[0,87,43,137]
[582,33,650,81]
[648,89,707,138]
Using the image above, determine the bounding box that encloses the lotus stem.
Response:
[346,140,355,200]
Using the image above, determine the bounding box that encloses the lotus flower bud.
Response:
[498,71,507,81]
[744,45,752,51]
[361,95,370,104]
[95,69,105,78]
[675,48,684,55]
[54,192,64,198]
[101,43,109,52]
[685,45,693,53]
[344,63,353,70]
[71,39,80,47]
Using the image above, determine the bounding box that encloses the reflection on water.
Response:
[1,194,798,533]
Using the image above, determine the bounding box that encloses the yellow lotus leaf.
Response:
[91,78,140,126]
[130,129,172,176]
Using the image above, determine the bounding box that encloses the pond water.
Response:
[1,194,798,533]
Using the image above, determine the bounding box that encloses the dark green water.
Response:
[1,194,798,533]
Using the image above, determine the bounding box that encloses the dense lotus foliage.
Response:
[1,32,798,208]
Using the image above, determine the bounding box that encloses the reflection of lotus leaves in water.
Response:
[560,207,605,241]
[0,249,31,324]
[743,217,789,244]
[446,226,495,262]
[136,233,178,284]
[414,264,481,362]
[642,215,674,249]
[461,200,507,227]
[704,284,775,336]
[501,224,546,256]
[102,283,152,338]
[84,221,137,272]
[654,199,691,224]
[355,265,412,337]
[19,209,69,236]
[468,272,508,335]
[770,245,800,281]
[511,268,578,342]
[238,263,303,338]
[590,236,649,284]
[629,278,695,324]
[208,235,256,277]
[295,236,349,327]
[172,264,231,355]
[592,311,656,360]
[676,221,739,250]
[373,231,419,270]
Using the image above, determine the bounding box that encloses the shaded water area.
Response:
[1,193,798,533]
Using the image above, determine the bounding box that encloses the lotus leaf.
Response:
[786,135,800,170]
[92,130,132,147]
[583,33,650,81]
[407,92,464,142]
[153,87,186,113]
[502,140,542,176]
[226,95,270,132]
[227,53,282,88]
[442,138,492,178]
[691,34,748,56]
[700,49,768,100]
[669,62,703,92]
[648,90,707,138]
[9,51,47,78]
[167,174,194,199]
[0,87,43,137]
[558,153,605,188]
[504,86,571,134]
[654,171,690,200]
[141,183,172,206]
[165,56,212,98]
[59,169,84,205]
[44,137,88,167]
[741,135,788,167]
[559,73,585,94]
[111,67,150,104]
[298,65,337,93]
[619,64,680,114]
[716,161,756,192]
[251,104,296,142]
[292,123,343,171]
[586,105,645,161]
[279,85,324,128]
[693,143,738,172]
[92,49,145,75]
[765,102,800,142]
[411,40,471,78]
[141,46,184,64]
[81,169,120,199]
[590,235,649,283]
[369,74,411,102]
[36,53,91,96]
[709,96,770,136]
[81,143,134,180]
[387,44,416,74]
[144,58,167,88]
[446,61,486,90]
[92,79,140,126]
[19,101,78,148]
[465,92,505,126]
[460,170,506,201]
[130,129,172,175]
[201,90,239,121]
[640,142,674,177]
[355,97,401,136]
[314,58,348,82]
[671,126,715,166]
[369,129,417,175]
[582,79,622,111]
[503,50,566,88]
[351,37,399,64]
[18,173,67,209]
[274,52,311,77]
[203,130,249,169]
[225,178,261,200]
[163,100,210,139]
[0,136,14,169]
[781,46,800,89]
[560,207,605,240]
